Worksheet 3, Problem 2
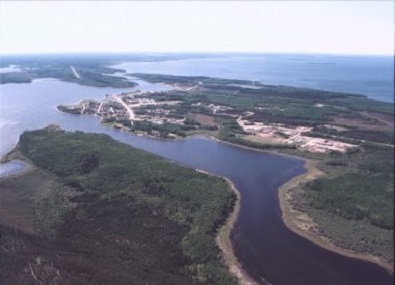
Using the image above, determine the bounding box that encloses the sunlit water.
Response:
[113,54,394,102]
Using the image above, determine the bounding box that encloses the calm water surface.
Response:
[113,54,394,102]
[0,79,392,285]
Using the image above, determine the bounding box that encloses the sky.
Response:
[0,1,394,55]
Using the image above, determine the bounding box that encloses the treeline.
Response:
[303,129,394,145]
[131,73,253,86]
[326,96,394,115]
[208,83,359,101]
[17,127,237,284]
[304,145,393,230]
[130,121,196,138]
[251,110,325,126]
[221,134,297,150]
[340,130,394,144]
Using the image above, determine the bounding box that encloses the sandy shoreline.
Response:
[209,136,394,276]
[216,177,265,285]
[278,159,394,274]
[194,168,260,285]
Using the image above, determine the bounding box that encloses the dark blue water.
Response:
[107,135,391,285]
[113,54,394,102]
[0,79,393,284]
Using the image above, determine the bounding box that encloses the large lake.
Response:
[0,75,393,284]
[113,54,394,103]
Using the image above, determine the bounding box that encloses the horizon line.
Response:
[1,51,394,57]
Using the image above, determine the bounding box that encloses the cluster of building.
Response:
[191,102,234,115]
[122,95,156,106]
[59,90,187,127]
[238,117,357,153]
[298,137,356,153]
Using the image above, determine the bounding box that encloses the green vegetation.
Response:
[131,73,394,266]
[55,71,394,243]
[3,63,394,276]
[216,117,295,150]
[0,55,137,87]
[130,74,393,144]
[288,145,394,263]
[130,121,196,138]
[0,53,228,87]
[0,126,237,284]
[130,73,259,86]
[123,74,393,157]
[307,146,394,229]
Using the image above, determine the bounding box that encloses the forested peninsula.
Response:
[0,126,237,284]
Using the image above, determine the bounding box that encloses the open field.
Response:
[188,113,218,127]
[364,111,394,126]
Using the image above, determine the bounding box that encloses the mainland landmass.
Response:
[1,58,393,283]
[58,73,394,271]
[0,53,225,87]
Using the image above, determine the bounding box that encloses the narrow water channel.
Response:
[0,79,392,285]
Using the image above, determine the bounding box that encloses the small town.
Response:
[59,91,183,125]
[59,88,359,153]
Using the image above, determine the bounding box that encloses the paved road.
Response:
[112,95,135,120]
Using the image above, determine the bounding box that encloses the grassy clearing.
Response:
[188,113,218,126]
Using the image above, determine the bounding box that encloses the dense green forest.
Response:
[0,126,237,284]
[287,144,394,263]
[306,146,393,229]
